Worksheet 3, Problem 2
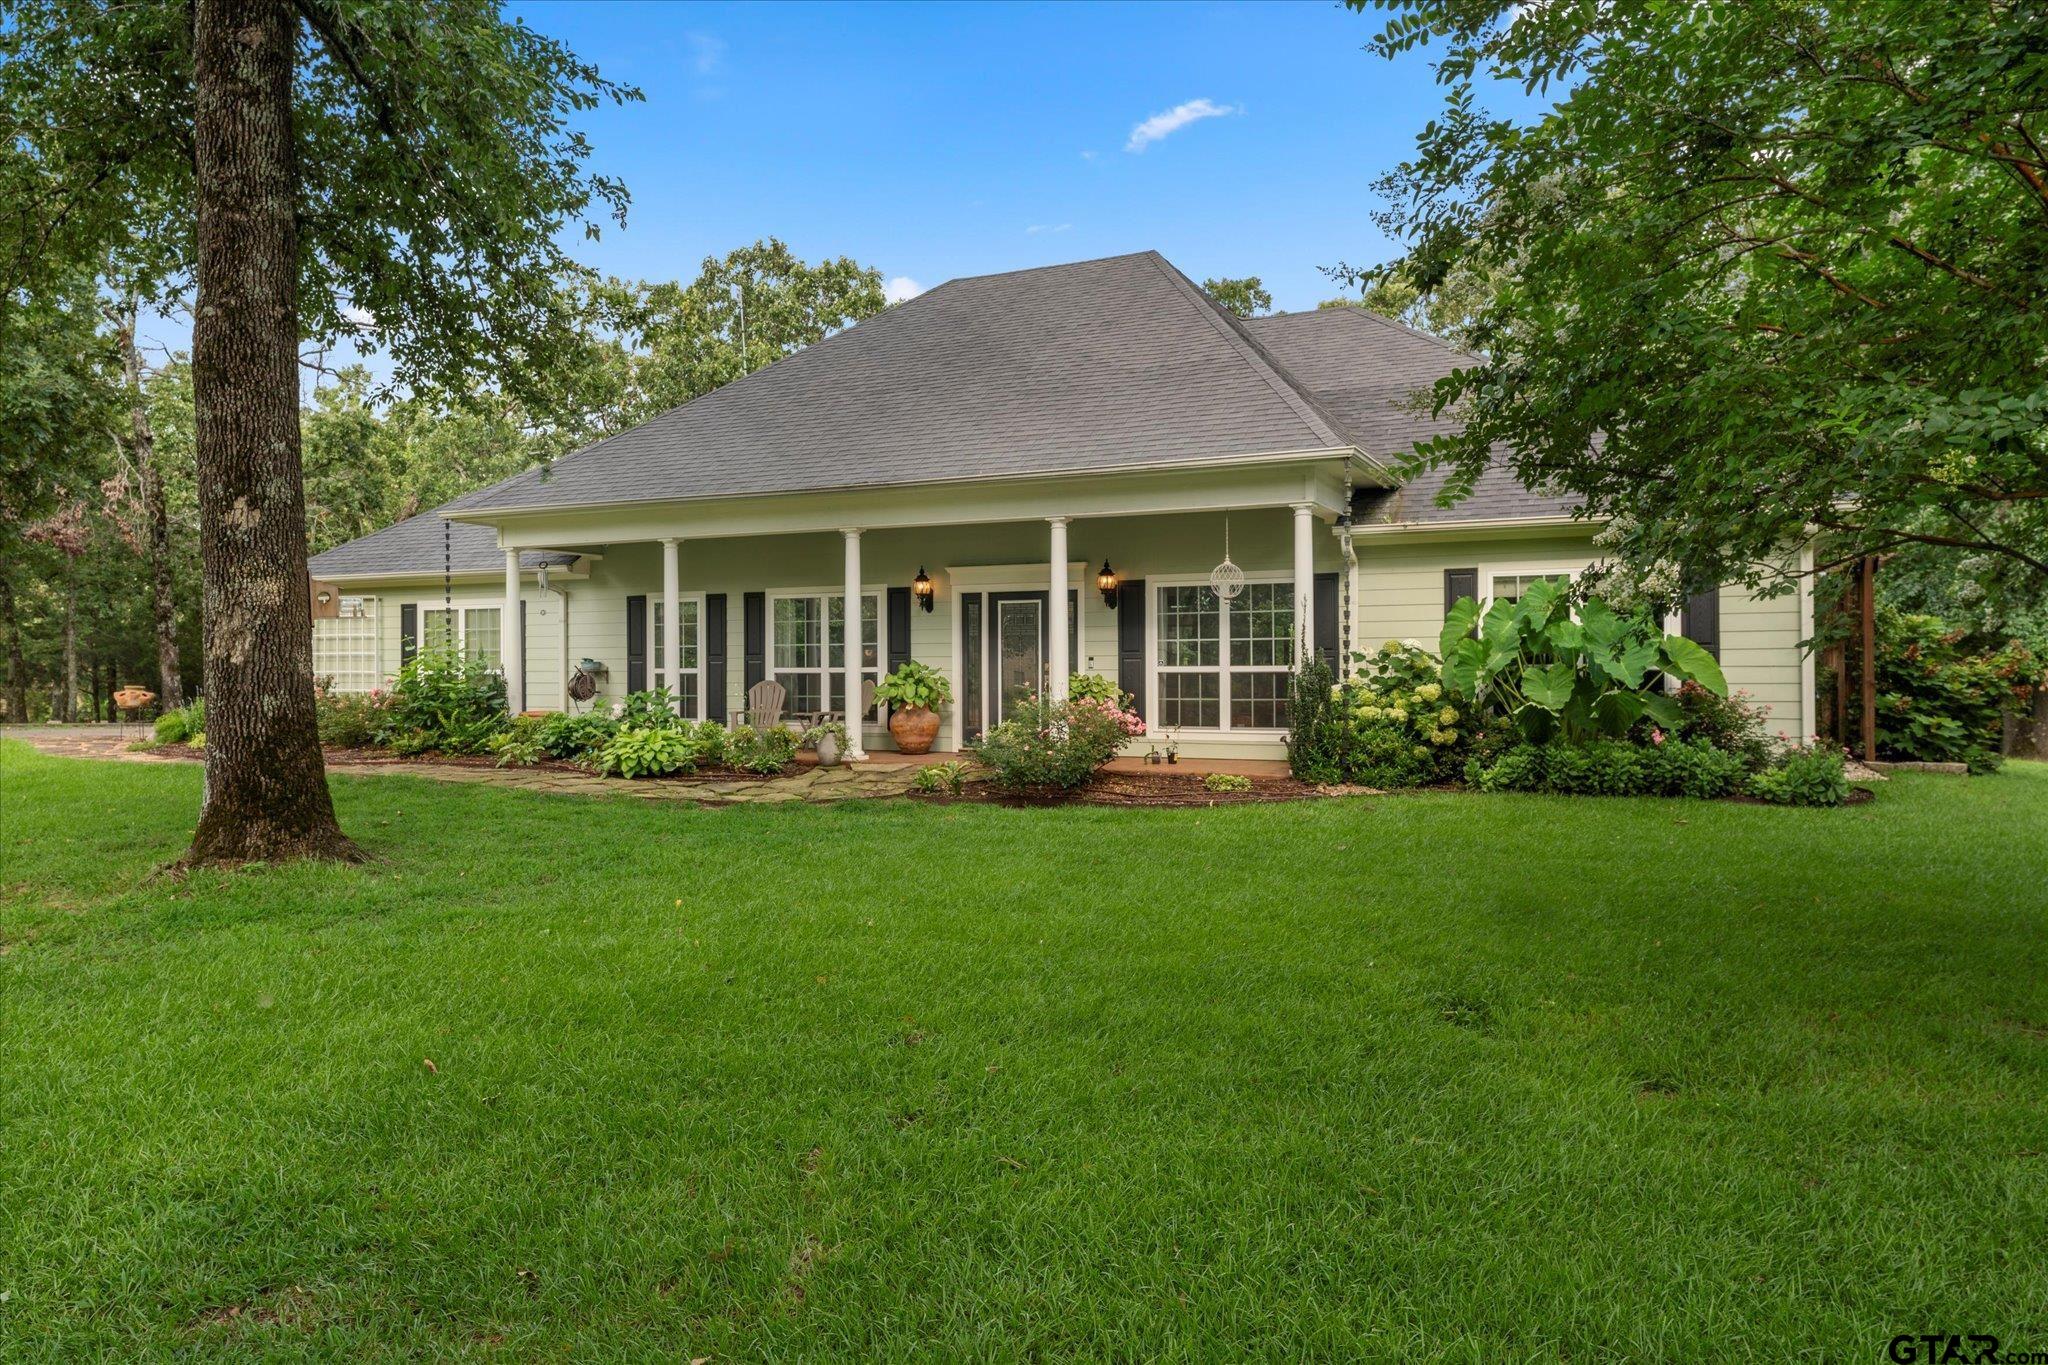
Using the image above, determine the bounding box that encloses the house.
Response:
[307,250,1815,759]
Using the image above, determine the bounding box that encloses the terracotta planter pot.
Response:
[888,705,941,754]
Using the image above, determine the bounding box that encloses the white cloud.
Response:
[341,303,375,330]
[1025,223,1072,236]
[685,32,725,75]
[1125,98,1238,153]
[885,276,924,304]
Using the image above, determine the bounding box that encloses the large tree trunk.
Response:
[117,301,185,710]
[184,0,358,865]
[0,578,27,722]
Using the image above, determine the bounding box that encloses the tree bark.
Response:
[117,301,185,710]
[0,578,27,722]
[184,0,358,865]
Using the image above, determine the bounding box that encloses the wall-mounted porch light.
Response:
[912,566,935,612]
[1098,560,1119,609]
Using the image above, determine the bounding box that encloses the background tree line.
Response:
[0,239,887,723]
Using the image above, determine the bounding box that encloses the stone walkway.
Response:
[1,725,944,806]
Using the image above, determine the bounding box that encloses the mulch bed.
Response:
[919,769,1322,808]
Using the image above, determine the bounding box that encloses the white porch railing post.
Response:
[842,527,866,760]
[503,547,523,715]
[660,537,683,716]
[1292,503,1316,668]
[1047,517,1070,703]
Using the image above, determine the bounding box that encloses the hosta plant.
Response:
[594,726,697,778]
[1441,579,1727,743]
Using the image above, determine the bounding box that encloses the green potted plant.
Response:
[874,659,953,755]
[804,719,849,767]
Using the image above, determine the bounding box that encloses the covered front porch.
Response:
[466,456,1364,761]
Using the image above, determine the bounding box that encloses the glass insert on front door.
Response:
[995,599,1043,722]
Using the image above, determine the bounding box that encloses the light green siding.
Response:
[320,511,1813,756]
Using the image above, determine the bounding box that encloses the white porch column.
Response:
[660,537,682,715]
[1047,517,1070,703]
[841,528,866,760]
[1292,503,1316,667]
[503,547,523,714]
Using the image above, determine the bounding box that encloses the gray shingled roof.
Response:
[310,253,1581,581]
[308,490,577,579]
[1243,306,1579,526]
[457,251,1363,515]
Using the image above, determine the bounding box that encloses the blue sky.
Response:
[498,0,1474,311]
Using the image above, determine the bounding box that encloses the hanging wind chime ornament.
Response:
[1209,518,1245,601]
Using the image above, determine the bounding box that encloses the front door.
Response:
[988,591,1046,726]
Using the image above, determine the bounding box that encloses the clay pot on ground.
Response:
[888,706,941,755]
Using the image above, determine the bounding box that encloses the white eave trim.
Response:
[441,446,1385,523]
[1345,513,1598,537]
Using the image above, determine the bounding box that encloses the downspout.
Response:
[538,565,572,711]
[1338,517,1358,677]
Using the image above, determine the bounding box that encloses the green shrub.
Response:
[489,716,547,768]
[1472,737,1744,799]
[1748,745,1850,806]
[1285,655,1343,783]
[977,695,1139,790]
[874,660,953,711]
[389,728,437,758]
[1203,772,1253,793]
[1441,580,1724,743]
[1872,611,2037,772]
[595,726,697,778]
[690,720,730,765]
[1067,673,1126,706]
[912,760,972,795]
[616,688,689,730]
[378,650,507,754]
[1675,680,1774,773]
[537,711,615,761]
[1331,642,1468,788]
[315,689,383,748]
[154,698,205,745]
[726,724,800,775]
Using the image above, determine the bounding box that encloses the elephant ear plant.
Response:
[1440,578,1729,743]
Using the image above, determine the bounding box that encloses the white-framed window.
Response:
[1153,577,1294,732]
[652,597,704,719]
[419,604,503,667]
[770,590,882,721]
[1487,569,1581,610]
[312,594,380,692]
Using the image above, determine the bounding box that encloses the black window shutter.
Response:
[1682,587,1721,661]
[1117,578,1146,719]
[1313,571,1339,674]
[518,600,527,711]
[400,603,417,665]
[1445,567,1479,616]
[625,594,646,693]
[704,593,727,722]
[887,586,912,675]
[743,592,766,691]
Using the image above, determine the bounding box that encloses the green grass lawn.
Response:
[2,740,2044,1359]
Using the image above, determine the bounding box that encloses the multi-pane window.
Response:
[652,599,702,718]
[463,608,501,667]
[1490,572,1573,607]
[418,605,502,667]
[312,595,380,692]
[772,593,880,721]
[1155,580,1293,731]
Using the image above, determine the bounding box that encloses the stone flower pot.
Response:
[814,731,842,767]
[888,705,941,755]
